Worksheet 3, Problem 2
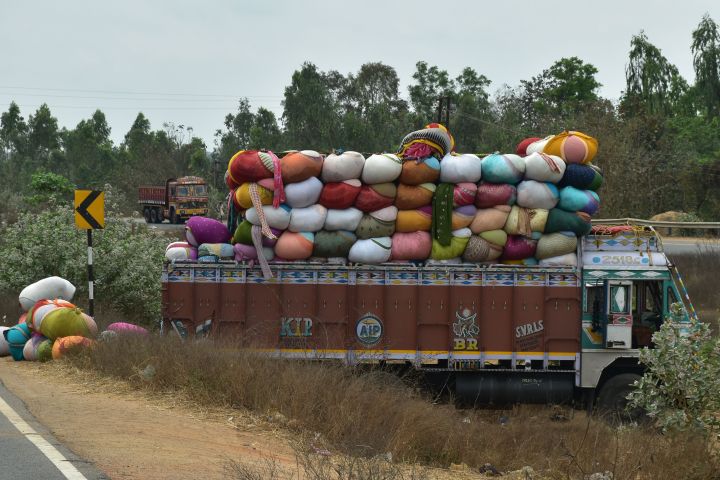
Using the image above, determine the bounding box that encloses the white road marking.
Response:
[0,394,88,479]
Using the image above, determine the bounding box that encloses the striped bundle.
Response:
[173,126,602,269]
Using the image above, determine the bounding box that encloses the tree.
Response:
[408,61,455,126]
[63,110,115,186]
[452,67,492,152]
[249,107,281,150]
[0,102,28,159]
[622,31,689,117]
[27,104,61,169]
[691,13,720,118]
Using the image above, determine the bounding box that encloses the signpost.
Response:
[74,190,104,317]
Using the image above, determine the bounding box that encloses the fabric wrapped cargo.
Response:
[4,323,31,361]
[558,164,603,191]
[280,150,323,183]
[319,179,361,209]
[185,216,231,246]
[539,253,578,267]
[198,243,234,259]
[348,237,392,264]
[355,183,397,212]
[481,153,525,184]
[502,258,539,266]
[502,235,538,260]
[245,204,292,230]
[396,206,432,232]
[198,255,218,263]
[470,206,512,234]
[284,177,323,208]
[325,208,363,231]
[107,322,149,336]
[227,150,273,184]
[362,154,402,184]
[543,131,598,164]
[454,183,478,207]
[463,236,504,262]
[40,307,93,340]
[166,241,193,251]
[536,232,578,260]
[274,232,314,260]
[516,181,559,210]
[23,333,47,361]
[234,180,274,210]
[19,276,76,311]
[523,152,566,183]
[289,205,327,233]
[356,206,398,239]
[321,151,365,182]
[37,339,53,362]
[451,205,477,229]
[395,183,435,209]
[516,137,542,156]
[398,123,455,159]
[475,182,517,208]
[233,243,275,261]
[480,229,508,247]
[52,336,94,360]
[559,187,600,215]
[82,314,98,338]
[0,326,9,356]
[27,299,76,332]
[399,157,441,185]
[431,228,471,260]
[440,153,482,183]
[313,230,357,258]
[225,170,239,190]
[233,221,281,247]
[504,206,548,236]
[390,231,432,260]
[545,209,592,236]
[165,246,197,262]
[525,136,553,155]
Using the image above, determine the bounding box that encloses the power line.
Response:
[0,85,283,99]
[0,92,284,103]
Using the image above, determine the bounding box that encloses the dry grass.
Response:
[63,335,719,479]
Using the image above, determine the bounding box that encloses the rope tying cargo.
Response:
[268,150,285,208]
[251,225,273,279]
[249,183,277,240]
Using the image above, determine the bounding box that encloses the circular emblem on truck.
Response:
[356,314,383,346]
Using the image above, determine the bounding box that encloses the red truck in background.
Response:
[138,176,209,224]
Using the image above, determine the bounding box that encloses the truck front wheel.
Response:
[596,373,643,423]
[170,208,181,224]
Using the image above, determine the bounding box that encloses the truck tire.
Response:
[143,208,151,223]
[149,208,158,224]
[155,208,163,223]
[170,209,181,224]
[596,373,643,423]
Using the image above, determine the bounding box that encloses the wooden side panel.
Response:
[543,287,581,354]
[512,287,545,352]
[478,287,514,352]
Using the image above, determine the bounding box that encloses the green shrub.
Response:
[0,185,166,326]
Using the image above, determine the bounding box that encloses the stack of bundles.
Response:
[1,277,97,362]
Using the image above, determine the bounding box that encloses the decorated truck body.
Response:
[161,226,692,409]
[139,176,209,224]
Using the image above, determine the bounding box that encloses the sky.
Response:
[0,0,718,148]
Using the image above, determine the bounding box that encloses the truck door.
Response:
[605,281,633,349]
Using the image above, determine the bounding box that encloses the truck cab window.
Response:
[633,280,663,348]
[177,186,189,197]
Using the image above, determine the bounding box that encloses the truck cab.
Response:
[139,176,209,224]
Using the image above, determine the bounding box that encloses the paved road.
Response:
[661,237,720,256]
[0,379,106,479]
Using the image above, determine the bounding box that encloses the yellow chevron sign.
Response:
[74,190,105,229]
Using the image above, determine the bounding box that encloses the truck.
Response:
[161,225,692,412]
[138,176,209,224]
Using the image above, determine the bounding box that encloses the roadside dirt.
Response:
[0,359,510,480]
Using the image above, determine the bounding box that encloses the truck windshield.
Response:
[192,185,207,196]
[177,186,190,197]
[176,185,207,197]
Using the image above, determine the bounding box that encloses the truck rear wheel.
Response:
[149,208,158,224]
[143,208,151,223]
[596,373,643,423]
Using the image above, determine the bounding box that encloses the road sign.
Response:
[74,190,104,229]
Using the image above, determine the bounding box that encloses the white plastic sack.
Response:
[19,277,76,311]
[516,181,559,210]
[539,253,578,267]
[322,151,366,182]
[524,152,566,183]
[348,237,392,264]
[165,246,196,262]
[440,153,482,183]
[325,208,363,231]
[289,204,327,232]
[245,205,292,230]
[525,135,553,155]
[284,177,323,208]
[361,154,402,184]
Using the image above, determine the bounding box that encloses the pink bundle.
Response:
[502,235,538,260]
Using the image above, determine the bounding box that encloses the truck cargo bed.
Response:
[162,262,581,370]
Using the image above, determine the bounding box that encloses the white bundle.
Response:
[440,153,482,183]
[322,151,366,182]
[284,177,323,208]
[525,135,553,155]
[361,154,402,184]
[539,253,578,267]
[524,152,566,183]
[516,180,560,210]
[325,208,364,231]
[19,277,76,311]
[246,205,292,230]
[289,205,327,232]
[348,237,392,264]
